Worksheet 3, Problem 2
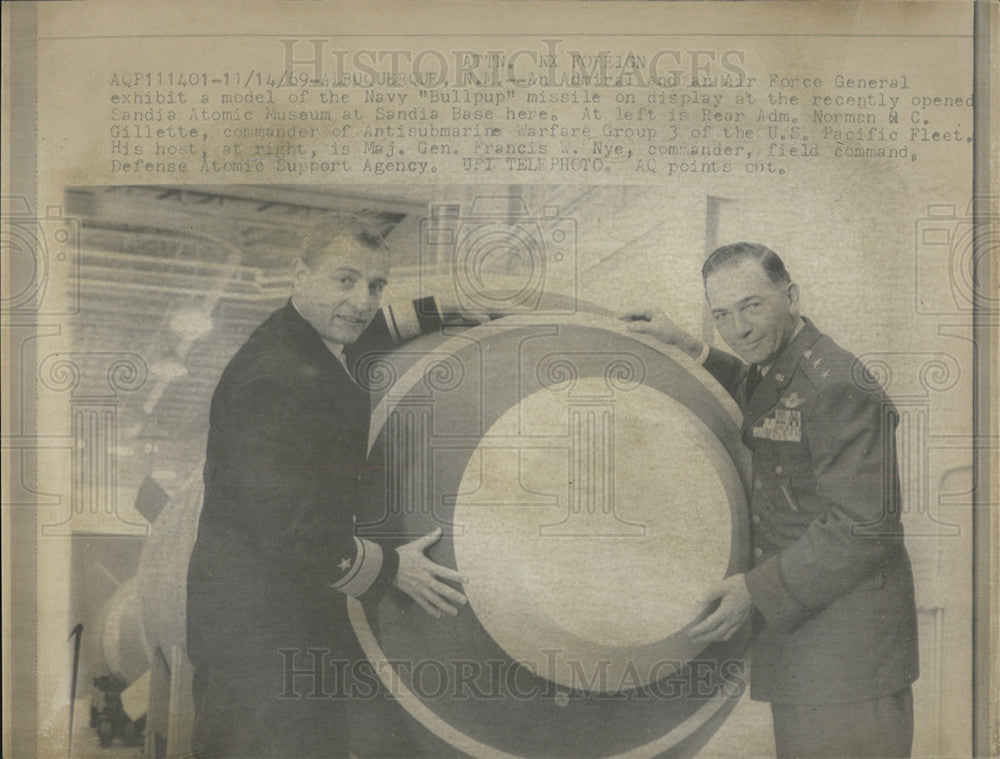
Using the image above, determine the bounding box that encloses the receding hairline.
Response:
[702,242,792,287]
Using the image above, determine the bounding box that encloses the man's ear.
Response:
[787,282,801,315]
[292,257,309,289]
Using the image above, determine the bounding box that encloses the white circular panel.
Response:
[453,379,738,691]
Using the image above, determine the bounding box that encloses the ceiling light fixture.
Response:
[170,307,214,340]
[150,359,188,378]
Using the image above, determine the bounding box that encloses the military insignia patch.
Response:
[780,392,805,409]
[752,409,802,442]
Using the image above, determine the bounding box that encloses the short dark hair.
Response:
[702,242,791,286]
[300,213,389,268]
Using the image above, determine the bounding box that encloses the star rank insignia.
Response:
[812,357,823,368]
[338,558,353,572]
[803,350,812,359]
[774,373,785,383]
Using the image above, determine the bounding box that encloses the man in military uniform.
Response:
[187,215,472,757]
[622,242,918,758]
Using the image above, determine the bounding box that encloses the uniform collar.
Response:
[281,298,322,345]
[764,318,821,390]
[290,297,349,364]
[279,299,354,380]
[741,318,823,438]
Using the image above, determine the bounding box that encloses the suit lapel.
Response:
[742,373,782,439]
[281,301,367,386]
[741,320,822,442]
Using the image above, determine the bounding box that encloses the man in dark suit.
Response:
[187,214,470,757]
[622,242,918,758]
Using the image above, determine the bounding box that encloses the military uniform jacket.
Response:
[703,319,919,704]
[187,299,441,669]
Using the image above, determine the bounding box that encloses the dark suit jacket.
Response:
[703,318,919,704]
[187,299,440,670]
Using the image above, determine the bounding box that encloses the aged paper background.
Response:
[2,1,995,757]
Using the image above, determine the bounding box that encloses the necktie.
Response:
[745,365,762,401]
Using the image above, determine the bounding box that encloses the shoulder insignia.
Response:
[799,335,857,387]
[780,392,806,409]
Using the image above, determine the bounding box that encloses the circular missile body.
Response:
[353,311,752,758]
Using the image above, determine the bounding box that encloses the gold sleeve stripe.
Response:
[330,537,384,598]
